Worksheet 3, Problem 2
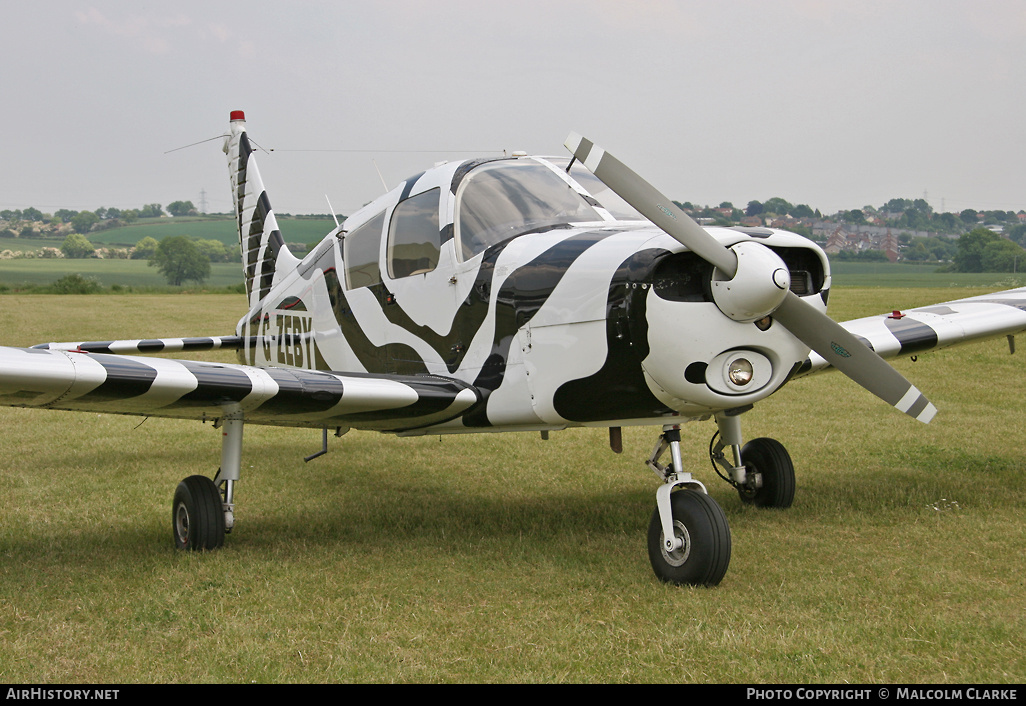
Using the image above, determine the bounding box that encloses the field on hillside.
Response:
[0,288,1023,683]
[86,216,336,247]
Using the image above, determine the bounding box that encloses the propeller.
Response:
[564,132,936,423]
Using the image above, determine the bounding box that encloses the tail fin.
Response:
[225,111,300,307]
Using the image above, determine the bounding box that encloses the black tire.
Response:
[172,475,225,550]
[647,489,731,586]
[737,437,795,509]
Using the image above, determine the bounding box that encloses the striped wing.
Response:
[798,287,1026,376]
[0,346,480,432]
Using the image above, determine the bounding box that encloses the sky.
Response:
[3,1,1025,219]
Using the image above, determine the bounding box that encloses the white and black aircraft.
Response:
[5,111,1025,585]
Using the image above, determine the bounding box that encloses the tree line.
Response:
[1,201,198,237]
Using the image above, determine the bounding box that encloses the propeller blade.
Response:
[775,291,936,423]
[565,132,937,423]
[564,132,738,277]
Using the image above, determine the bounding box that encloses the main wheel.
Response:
[647,489,731,586]
[172,475,226,550]
[737,437,795,509]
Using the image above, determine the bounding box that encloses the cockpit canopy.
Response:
[340,156,644,290]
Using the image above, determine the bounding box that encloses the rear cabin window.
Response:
[343,211,384,289]
[387,189,441,278]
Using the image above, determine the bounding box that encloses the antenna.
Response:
[325,195,340,228]
[199,188,208,214]
[372,160,389,192]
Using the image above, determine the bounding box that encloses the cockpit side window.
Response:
[387,188,441,278]
[343,211,385,289]
[456,161,601,259]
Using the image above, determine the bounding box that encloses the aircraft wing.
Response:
[0,346,480,432]
[797,286,1026,377]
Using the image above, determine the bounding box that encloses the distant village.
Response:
[679,198,1026,264]
[2,196,1026,265]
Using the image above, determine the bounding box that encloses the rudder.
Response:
[224,111,299,307]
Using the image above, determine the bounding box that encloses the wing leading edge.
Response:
[0,346,480,432]
[797,287,1026,377]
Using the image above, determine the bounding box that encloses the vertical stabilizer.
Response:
[225,111,300,307]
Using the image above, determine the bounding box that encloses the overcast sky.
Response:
[3,1,1024,219]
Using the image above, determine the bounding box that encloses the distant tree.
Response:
[148,235,210,285]
[54,209,78,223]
[981,238,1026,272]
[934,212,959,231]
[194,238,229,262]
[167,200,197,217]
[882,198,912,213]
[132,236,159,260]
[1007,224,1026,246]
[792,204,815,219]
[952,227,1001,272]
[745,200,764,217]
[762,197,794,215]
[959,209,979,225]
[905,240,931,261]
[138,204,164,218]
[61,233,94,259]
[20,207,43,222]
[841,209,866,224]
[70,210,99,234]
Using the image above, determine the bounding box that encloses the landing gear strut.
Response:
[172,405,242,551]
[709,412,795,509]
[646,424,731,586]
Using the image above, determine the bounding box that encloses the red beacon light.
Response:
[230,110,246,121]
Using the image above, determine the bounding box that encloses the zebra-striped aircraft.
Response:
[5,111,1025,585]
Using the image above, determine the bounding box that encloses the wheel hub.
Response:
[660,520,692,567]
[175,503,190,545]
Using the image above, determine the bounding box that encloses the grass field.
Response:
[86,216,336,248]
[0,288,1023,683]
[0,259,244,290]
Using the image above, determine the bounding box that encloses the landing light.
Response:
[727,358,754,386]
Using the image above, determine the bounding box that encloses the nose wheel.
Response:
[647,488,731,586]
[646,425,732,586]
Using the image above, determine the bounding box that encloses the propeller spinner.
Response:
[564,132,936,423]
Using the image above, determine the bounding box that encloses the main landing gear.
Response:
[644,412,795,586]
[172,406,242,551]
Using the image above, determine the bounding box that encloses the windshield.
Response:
[456,160,601,259]
[548,158,644,220]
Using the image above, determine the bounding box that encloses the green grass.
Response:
[829,261,1026,288]
[0,259,244,289]
[0,288,1023,683]
[86,216,336,247]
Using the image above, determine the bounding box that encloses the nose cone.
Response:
[711,241,790,323]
